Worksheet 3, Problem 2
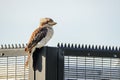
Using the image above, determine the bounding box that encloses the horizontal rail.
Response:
[62,48,120,58]
[0,48,27,57]
[58,43,120,58]
[58,43,120,51]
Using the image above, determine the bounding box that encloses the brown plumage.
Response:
[25,18,57,67]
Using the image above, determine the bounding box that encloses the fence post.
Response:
[29,47,46,80]
[29,46,59,80]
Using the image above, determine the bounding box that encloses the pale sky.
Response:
[0,0,120,47]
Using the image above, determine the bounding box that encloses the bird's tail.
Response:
[24,47,31,68]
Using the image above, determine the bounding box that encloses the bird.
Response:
[24,18,57,67]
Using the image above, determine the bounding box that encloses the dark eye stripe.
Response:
[49,19,53,22]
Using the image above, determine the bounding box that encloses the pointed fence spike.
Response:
[26,43,27,46]
[78,44,80,48]
[88,45,91,49]
[102,46,104,50]
[15,44,18,48]
[81,44,84,49]
[95,45,97,49]
[85,45,87,49]
[92,45,94,49]
[75,44,77,48]
[71,44,74,48]
[22,44,25,48]
[105,46,108,50]
[115,47,118,51]
[5,44,7,49]
[99,45,101,50]
[12,44,14,48]
[112,46,114,51]
[1,45,3,49]
[19,44,21,48]
[109,46,111,51]
[64,43,67,48]
[68,43,70,48]
[61,43,63,48]
[8,44,10,49]
[57,43,60,47]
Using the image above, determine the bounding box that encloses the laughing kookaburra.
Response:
[25,18,57,67]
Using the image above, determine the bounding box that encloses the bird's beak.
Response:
[50,22,57,25]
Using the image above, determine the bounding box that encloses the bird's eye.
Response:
[46,21,49,24]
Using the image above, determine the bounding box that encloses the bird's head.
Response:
[40,18,57,27]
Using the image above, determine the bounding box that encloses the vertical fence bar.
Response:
[24,56,26,80]
[68,56,70,79]
[15,56,17,80]
[7,57,8,80]
[76,57,78,79]
[110,58,112,79]
[57,48,64,80]
[101,57,103,80]
[85,56,86,80]
[93,57,95,80]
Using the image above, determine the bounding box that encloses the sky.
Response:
[0,0,120,47]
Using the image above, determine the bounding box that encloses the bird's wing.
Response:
[27,27,48,49]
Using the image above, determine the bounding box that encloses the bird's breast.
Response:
[46,28,54,39]
[37,28,54,48]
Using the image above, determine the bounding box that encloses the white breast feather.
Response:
[37,27,54,48]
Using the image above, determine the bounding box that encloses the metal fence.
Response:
[61,44,120,80]
[0,44,29,80]
[30,43,120,80]
[0,43,120,80]
[64,44,120,80]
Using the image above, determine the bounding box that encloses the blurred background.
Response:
[0,0,120,47]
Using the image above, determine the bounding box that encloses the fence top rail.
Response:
[0,44,27,57]
[0,43,120,58]
[57,43,120,58]
[0,48,27,57]
[57,43,120,51]
[1,43,120,51]
[0,44,26,49]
